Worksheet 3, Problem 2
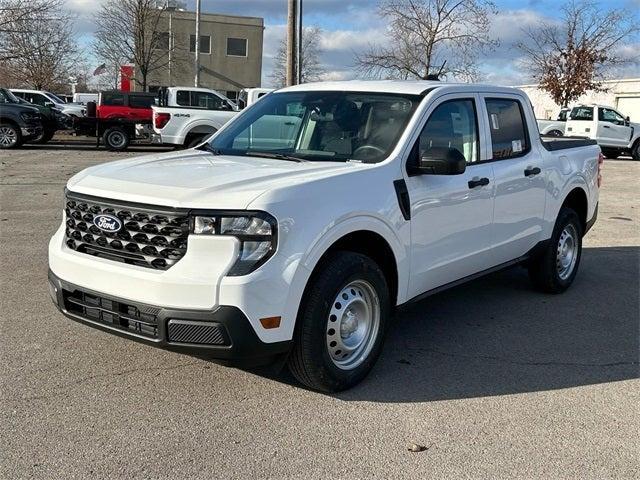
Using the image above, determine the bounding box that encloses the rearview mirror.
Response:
[415,147,466,175]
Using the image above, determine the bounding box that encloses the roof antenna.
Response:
[425,61,447,81]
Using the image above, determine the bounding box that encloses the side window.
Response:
[190,35,211,54]
[570,106,593,121]
[418,99,479,164]
[485,98,529,160]
[102,93,125,106]
[192,91,227,110]
[129,95,155,108]
[599,108,625,125]
[31,93,48,106]
[176,90,190,106]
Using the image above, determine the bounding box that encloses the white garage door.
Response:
[616,96,640,122]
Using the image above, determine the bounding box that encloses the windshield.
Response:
[44,92,65,104]
[0,88,20,103]
[208,91,422,163]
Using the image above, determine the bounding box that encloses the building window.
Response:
[153,32,170,50]
[227,37,247,57]
[190,35,211,54]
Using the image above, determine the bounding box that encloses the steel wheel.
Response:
[326,279,380,370]
[107,131,126,148]
[0,125,18,148]
[556,224,578,280]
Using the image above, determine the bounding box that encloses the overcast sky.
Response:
[66,0,640,87]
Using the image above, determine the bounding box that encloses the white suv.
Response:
[49,81,601,391]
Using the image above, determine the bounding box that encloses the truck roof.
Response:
[277,80,525,96]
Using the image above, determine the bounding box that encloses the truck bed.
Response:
[541,136,598,151]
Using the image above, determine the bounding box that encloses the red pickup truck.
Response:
[96,91,156,121]
[72,91,157,150]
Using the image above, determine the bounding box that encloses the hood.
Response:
[67,149,355,209]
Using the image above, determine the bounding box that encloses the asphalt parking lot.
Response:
[1,142,638,479]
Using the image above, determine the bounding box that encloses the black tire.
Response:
[548,129,563,137]
[186,135,206,149]
[103,127,130,151]
[288,251,391,392]
[528,207,583,294]
[0,122,22,149]
[601,148,619,159]
[31,128,55,144]
[631,141,640,161]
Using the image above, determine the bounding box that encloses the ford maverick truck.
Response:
[49,81,601,391]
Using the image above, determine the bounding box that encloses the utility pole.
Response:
[194,0,201,87]
[296,0,302,84]
[286,0,297,87]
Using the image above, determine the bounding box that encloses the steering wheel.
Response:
[353,145,385,158]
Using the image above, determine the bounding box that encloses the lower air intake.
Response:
[167,320,229,346]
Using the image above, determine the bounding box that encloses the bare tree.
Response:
[518,1,638,108]
[93,0,182,91]
[270,26,325,88]
[356,0,498,81]
[0,0,65,61]
[0,0,81,90]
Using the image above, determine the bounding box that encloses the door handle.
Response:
[603,125,611,129]
[468,177,490,189]
[524,167,541,177]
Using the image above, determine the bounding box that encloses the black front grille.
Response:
[63,289,160,338]
[64,192,189,270]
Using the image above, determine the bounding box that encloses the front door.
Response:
[405,95,496,299]
[597,107,633,147]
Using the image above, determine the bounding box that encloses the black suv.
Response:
[0,88,43,149]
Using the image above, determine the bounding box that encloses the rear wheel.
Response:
[528,207,583,293]
[31,128,55,144]
[186,134,206,148]
[103,127,130,151]
[548,129,563,137]
[288,252,390,392]
[0,122,21,149]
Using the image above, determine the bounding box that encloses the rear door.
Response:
[405,93,496,297]
[596,107,633,147]
[481,94,546,264]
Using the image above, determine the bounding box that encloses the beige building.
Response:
[517,78,640,122]
[141,10,264,99]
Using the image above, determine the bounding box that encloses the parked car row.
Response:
[536,104,639,159]
[0,88,72,148]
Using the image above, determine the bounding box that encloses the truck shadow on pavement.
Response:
[328,245,640,402]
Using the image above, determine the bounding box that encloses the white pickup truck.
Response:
[537,107,569,136]
[152,86,239,148]
[48,81,601,392]
[566,104,639,159]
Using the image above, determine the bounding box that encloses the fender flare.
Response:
[279,215,409,330]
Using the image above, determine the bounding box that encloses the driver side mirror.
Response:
[412,146,467,175]
[625,116,630,126]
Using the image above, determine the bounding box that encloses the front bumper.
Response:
[48,270,291,364]
[21,125,43,140]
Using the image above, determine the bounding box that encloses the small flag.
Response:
[93,63,107,76]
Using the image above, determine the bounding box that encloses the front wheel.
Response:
[288,252,391,392]
[528,207,583,293]
[0,122,21,149]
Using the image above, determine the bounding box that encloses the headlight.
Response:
[21,112,39,121]
[191,212,277,276]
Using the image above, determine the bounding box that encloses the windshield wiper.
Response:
[245,151,308,163]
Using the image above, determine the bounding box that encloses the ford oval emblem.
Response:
[93,214,122,233]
